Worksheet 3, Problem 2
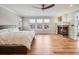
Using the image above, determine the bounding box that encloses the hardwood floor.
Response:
[27,34,77,55]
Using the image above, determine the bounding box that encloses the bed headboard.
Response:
[0,25,17,29]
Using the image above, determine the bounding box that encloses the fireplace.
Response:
[57,25,69,37]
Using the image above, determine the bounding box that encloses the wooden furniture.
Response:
[0,44,28,55]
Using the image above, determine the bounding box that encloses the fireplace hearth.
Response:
[57,25,69,37]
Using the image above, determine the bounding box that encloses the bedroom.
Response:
[0,4,79,55]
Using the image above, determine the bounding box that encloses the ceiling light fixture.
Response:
[70,4,73,7]
[32,4,55,10]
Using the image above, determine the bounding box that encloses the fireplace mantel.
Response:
[56,22,70,26]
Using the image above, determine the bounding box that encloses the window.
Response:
[30,24,35,29]
[29,18,50,30]
[44,19,50,23]
[29,19,35,23]
[37,24,42,29]
[44,24,49,29]
[37,19,43,23]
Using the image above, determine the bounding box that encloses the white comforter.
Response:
[0,31,35,50]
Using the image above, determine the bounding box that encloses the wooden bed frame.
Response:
[0,44,28,55]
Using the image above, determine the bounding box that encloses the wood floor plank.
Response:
[27,34,77,55]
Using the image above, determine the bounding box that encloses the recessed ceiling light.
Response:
[70,4,73,7]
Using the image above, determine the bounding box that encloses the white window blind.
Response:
[29,19,35,23]
[37,19,43,23]
[44,19,50,23]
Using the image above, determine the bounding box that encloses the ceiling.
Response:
[1,4,79,17]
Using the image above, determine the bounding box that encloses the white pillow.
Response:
[0,28,19,33]
[8,28,19,32]
[0,29,8,33]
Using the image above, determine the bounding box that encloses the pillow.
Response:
[8,28,19,32]
[0,29,9,33]
[0,28,19,34]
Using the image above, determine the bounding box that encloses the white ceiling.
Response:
[1,4,79,17]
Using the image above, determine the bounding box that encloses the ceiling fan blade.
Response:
[32,4,55,10]
[32,6,41,9]
[42,4,55,9]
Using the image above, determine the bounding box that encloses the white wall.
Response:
[73,10,79,40]
[67,13,75,39]
[0,7,22,27]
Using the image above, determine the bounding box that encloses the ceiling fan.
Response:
[32,4,55,10]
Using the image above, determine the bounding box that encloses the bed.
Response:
[0,26,35,54]
[0,44,28,54]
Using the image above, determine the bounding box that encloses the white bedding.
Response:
[0,31,35,50]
